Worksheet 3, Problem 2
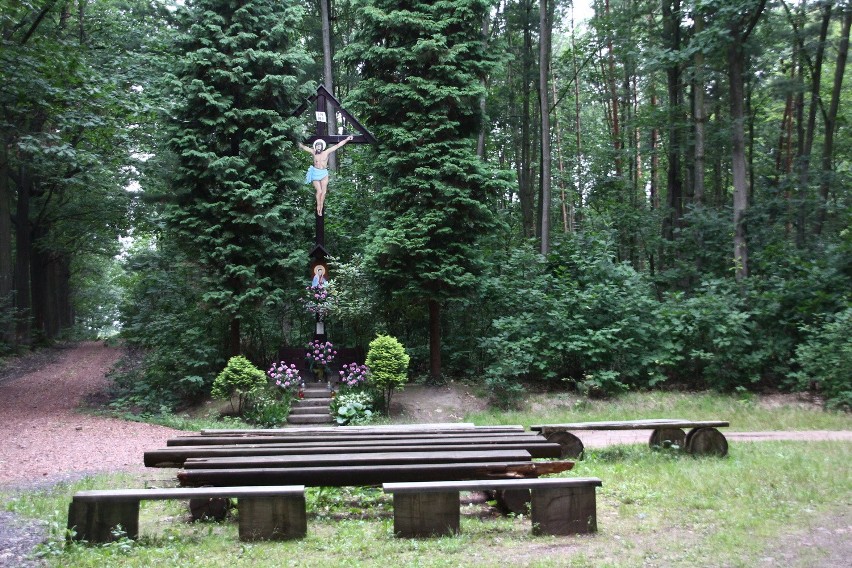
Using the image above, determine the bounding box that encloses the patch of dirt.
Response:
[757,505,852,567]
[0,342,180,487]
[390,382,489,423]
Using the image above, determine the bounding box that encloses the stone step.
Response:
[294,397,332,407]
[302,388,333,399]
[288,414,334,425]
[289,405,331,416]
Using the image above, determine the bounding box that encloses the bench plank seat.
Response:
[530,419,729,432]
[383,477,602,537]
[68,485,305,543]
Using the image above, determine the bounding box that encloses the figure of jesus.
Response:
[300,136,354,216]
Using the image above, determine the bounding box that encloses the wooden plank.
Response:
[181,450,532,470]
[167,431,536,446]
[197,424,524,436]
[177,461,575,487]
[531,420,730,432]
[146,441,561,468]
[383,477,602,494]
[71,485,305,503]
[200,423,488,434]
[185,435,542,447]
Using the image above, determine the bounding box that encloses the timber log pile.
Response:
[144,424,574,488]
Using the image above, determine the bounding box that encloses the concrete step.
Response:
[288,414,334,425]
[302,388,333,399]
[295,397,332,407]
[290,405,331,416]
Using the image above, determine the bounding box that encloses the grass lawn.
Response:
[2,444,849,566]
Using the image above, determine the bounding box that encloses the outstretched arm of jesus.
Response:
[326,135,354,153]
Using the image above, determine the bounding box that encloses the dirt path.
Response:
[0,342,180,487]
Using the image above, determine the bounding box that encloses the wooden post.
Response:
[238,495,307,541]
[530,485,597,535]
[67,499,140,542]
[392,492,459,537]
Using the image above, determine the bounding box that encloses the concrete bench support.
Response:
[67,486,306,543]
[391,491,460,537]
[530,484,597,535]
[384,477,602,538]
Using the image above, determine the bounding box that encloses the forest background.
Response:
[1,0,849,413]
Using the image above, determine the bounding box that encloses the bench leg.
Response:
[238,495,306,541]
[392,492,459,538]
[67,500,140,543]
[530,485,597,536]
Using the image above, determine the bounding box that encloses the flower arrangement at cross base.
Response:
[268,361,304,398]
[304,283,336,320]
[338,362,370,390]
[306,340,337,374]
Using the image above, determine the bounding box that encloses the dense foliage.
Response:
[5,0,848,412]
[341,0,503,381]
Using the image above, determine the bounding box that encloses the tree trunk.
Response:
[428,298,441,383]
[693,14,706,206]
[0,141,13,344]
[14,163,32,345]
[520,0,535,238]
[477,13,489,159]
[551,72,569,233]
[815,9,851,235]
[795,1,831,245]
[539,0,552,254]
[729,33,750,282]
[229,317,240,358]
[320,0,337,170]
[604,0,622,177]
[661,0,683,246]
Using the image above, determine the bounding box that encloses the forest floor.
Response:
[0,342,849,566]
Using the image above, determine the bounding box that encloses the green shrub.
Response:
[211,356,267,416]
[791,307,852,410]
[331,390,375,425]
[244,386,292,427]
[365,334,410,413]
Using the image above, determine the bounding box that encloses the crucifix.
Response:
[292,85,376,344]
[292,85,376,261]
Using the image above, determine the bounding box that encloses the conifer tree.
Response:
[163,0,312,356]
[342,0,500,381]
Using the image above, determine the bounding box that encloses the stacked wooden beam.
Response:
[144,424,573,487]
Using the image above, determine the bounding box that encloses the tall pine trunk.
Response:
[428,299,441,382]
[795,2,832,246]
[815,9,851,235]
[0,142,13,344]
[539,0,552,254]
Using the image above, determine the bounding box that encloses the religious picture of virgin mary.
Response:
[311,264,328,287]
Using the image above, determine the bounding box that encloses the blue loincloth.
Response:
[305,166,329,184]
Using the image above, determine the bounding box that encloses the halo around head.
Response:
[313,139,327,152]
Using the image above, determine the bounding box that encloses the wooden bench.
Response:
[531,419,730,458]
[67,485,306,543]
[383,477,602,538]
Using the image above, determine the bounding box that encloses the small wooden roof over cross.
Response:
[291,85,377,145]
